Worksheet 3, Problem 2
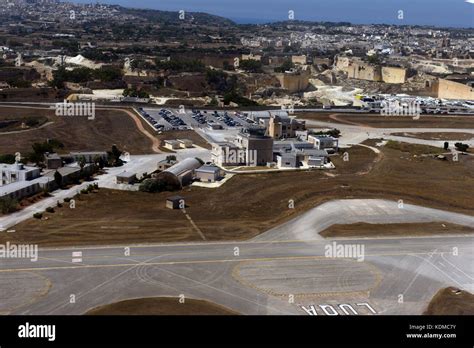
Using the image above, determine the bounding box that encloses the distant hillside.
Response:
[119,7,236,26]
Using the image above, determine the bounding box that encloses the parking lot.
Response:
[139,108,191,131]
[142,107,255,128]
[187,109,253,129]
[137,107,257,142]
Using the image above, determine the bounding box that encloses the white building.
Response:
[0,163,53,200]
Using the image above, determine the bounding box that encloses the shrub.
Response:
[455,143,469,152]
[0,197,18,214]
[46,207,55,213]
[64,197,71,203]
[33,212,43,219]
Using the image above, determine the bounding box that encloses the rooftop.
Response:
[0,176,53,197]
[195,165,220,174]
[116,171,136,179]
[0,163,38,172]
[166,195,184,202]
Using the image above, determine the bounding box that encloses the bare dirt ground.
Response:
[0,106,155,155]
[3,141,474,247]
[86,297,238,315]
[383,141,446,155]
[320,222,474,238]
[298,113,474,129]
[424,287,474,315]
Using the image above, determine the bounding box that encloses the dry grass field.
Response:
[424,287,474,315]
[298,112,474,129]
[320,222,474,238]
[391,132,474,141]
[86,297,238,315]
[0,106,155,155]
[2,140,474,247]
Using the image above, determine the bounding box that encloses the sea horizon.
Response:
[72,0,474,29]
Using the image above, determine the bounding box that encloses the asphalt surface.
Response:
[303,119,474,148]
[0,199,472,316]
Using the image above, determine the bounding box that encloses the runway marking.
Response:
[44,251,178,314]
[146,263,293,315]
[412,254,467,289]
[26,243,470,264]
[25,244,470,265]
[72,251,82,263]
[0,250,457,274]
[33,233,474,252]
[1,271,52,314]
[231,257,383,299]
[440,252,474,281]
[402,251,435,295]
[182,210,206,241]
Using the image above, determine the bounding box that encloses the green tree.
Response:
[455,143,469,152]
[108,145,124,167]
[274,60,294,73]
[0,197,18,214]
[0,154,16,164]
[239,59,263,73]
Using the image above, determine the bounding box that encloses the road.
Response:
[0,199,472,316]
[303,119,474,148]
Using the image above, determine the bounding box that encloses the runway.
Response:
[0,199,472,316]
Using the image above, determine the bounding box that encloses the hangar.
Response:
[156,157,203,188]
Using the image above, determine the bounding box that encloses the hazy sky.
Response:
[75,0,474,28]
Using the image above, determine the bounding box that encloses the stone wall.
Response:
[382,67,407,84]
[433,79,474,100]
